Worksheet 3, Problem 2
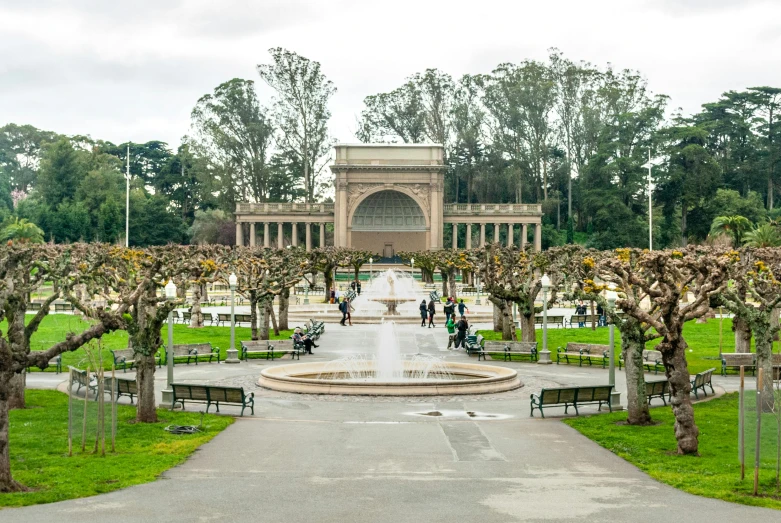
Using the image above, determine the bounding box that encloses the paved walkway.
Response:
[7,323,775,522]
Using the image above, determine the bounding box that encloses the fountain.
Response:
[258,322,522,396]
[367,269,417,316]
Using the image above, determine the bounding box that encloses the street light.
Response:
[605,283,622,409]
[475,274,481,305]
[538,274,552,364]
[124,144,130,247]
[411,257,415,282]
[161,279,176,407]
[369,257,373,281]
[642,149,663,251]
[225,272,240,364]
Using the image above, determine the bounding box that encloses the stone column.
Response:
[235,222,243,246]
[522,224,528,249]
[249,222,256,247]
[479,224,486,247]
[277,223,284,249]
[452,223,458,249]
[493,223,499,245]
[263,222,270,248]
[466,223,472,249]
[534,223,542,252]
[305,223,311,252]
[336,178,348,247]
[292,222,298,247]
[319,223,325,248]
[507,224,514,247]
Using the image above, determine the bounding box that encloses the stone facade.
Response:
[234,144,543,254]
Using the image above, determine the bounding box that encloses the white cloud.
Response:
[1,0,780,147]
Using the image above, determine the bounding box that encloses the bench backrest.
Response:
[577,385,613,402]
[694,368,715,387]
[106,377,137,394]
[566,343,592,353]
[270,339,295,350]
[241,340,270,350]
[55,303,74,311]
[111,348,135,361]
[70,367,89,385]
[172,343,212,356]
[642,349,663,362]
[208,386,245,403]
[172,384,210,401]
[536,315,564,323]
[202,312,214,321]
[722,353,756,366]
[505,342,537,352]
[645,380,669,395]
[540,387,578,404]
[236,314,252,323]
[218,313,231,322]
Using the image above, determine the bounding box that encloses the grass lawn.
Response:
[2,390,233,508]
[6,315,295,371]
[563,393,781,510]
[478,317,747,374]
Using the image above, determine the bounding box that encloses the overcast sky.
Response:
[1,0,780,148]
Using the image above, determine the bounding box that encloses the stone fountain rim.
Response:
[258,360,522,396]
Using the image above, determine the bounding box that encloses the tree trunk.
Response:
[621,324,651,425]
[449,271,458,301]
[189,284,204,328]
[660,337,699,455]
[501,300,516,341]
[278,288,289,331]
[201,282,208,303]
[259,299,271,340]
[249,291,258,341]
[324,271,334,303]
[590,301,596,331]
[521,313,536,343]
[492,301,503,332]
[7,372,25,410]
[441,270,448,298]
[135,352,157,423]
[754,322,776,412]
[733,315,752,353]
[681,203,688,247]
[0,374,26,492]
[270,301,279,336]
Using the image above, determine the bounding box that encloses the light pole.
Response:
[369,257,373,282]
[538,274,552,364]
[641,148,661,251]
[475,275,481,305]
[124,144,130,247]
[225,272,240,363]
[411,257,415,282]
[161,279,177,407]
[606,283,623,409]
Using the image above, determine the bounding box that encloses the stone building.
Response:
[234,144,543,256]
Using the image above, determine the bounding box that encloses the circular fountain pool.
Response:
[258,360,522,396]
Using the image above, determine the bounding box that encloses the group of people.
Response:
[418,296,472,350]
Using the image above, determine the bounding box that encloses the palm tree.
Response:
[743,222,781,247]
[0,217,44,244]
[710,215,752,246]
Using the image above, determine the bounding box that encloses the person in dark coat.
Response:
[457,299,469,317]
[357,281,362,296]
[427,299,436,328]
[419,299,428,327]
[455,315,469,348]
[339,299,348,326]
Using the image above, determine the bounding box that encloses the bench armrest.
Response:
[579,348,591,354]
[555,347,566,353]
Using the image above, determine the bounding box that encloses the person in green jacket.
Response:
[446,313,457,349]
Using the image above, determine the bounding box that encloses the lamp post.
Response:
[475,275,482,305]
[124,144,130,247]
[369,257,373,281]
[225,272,240,363]
[538,274,552,364]
[161,279,177,407]
[606,283,623,409]
[411,257,415,282]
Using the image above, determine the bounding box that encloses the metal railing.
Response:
[442,203,542,215]
[235,202,335,214]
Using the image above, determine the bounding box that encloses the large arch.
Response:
[347,188,430,255]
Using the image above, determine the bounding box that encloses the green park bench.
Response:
[27,354,62,374]
[54,303,75,312]
[111,348,165,372]
[556,343,610,367]
[645,379,670,406]
[161,343,220,365]
[69,367,98,399]
[27,302,42,311]
[534,315,564,327]
[478,341,537,362]
[566,314,601,328]
[104,376,138,403]
[690,368,715,399]
[530,385,614,417]
[464,334,485,356]
[171,383,254,416]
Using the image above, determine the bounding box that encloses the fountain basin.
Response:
[258,361,522,396]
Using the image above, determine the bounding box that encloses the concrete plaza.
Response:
[8,322,777,522]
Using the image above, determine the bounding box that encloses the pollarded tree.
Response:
[432,249,473,301]
[615,247,730,454]
[308,247,350,303]
[0,243,138,492]
[590,248,662,425]
[186,245,227,328]
[342,249,375,284]
[397,251,436,284]
[716,248,781,411]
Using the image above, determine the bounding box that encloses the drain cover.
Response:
[407,409,511,420]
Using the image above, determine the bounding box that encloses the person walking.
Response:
[357,281,362,296]
[330,288,335,304]
[350,280,356,291]
[457,299,469,317]
[419,299,427,327]
[346,297,354,326]
[427,299,436,328]
[446,313,457,349]
[339,299,348,326]
[443,298,454,320]
[455,315,469,349]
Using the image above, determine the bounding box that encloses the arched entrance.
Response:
[350,190,427,258]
